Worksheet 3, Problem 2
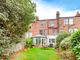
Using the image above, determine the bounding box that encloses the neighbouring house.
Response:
[27,11,80,47]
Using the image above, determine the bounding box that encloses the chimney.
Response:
[56,11,60,33]
[56,11,60,19]
[75,11,80,17]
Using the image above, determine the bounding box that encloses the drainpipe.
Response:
[68,18,69,33]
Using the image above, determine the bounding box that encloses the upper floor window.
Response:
[40,30,43,35]
[59,27,64,32]
[69,18,73,24]
[41,22,44,26]
[53,30,57,35]
[39,30,45,35]
[64,18,73,25]
[50,21,54,27]
[40,21,46,27]
[64,19,68,24]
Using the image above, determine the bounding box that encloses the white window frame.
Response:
[69,18,73,24]
[64,18,68,24]
[64,18,73,25]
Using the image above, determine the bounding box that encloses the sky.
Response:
[35,0,80,20]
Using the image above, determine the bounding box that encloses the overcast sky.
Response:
[35,0,80,19]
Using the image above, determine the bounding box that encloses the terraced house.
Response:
[26,11,80,47]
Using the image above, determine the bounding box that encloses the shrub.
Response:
[73,44,80,60]
[60,36,71,50]
[25,38,33,48]
[56,32,70,48]
[71,30,80,60]
[71,30,80,48]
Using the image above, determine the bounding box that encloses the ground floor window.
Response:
[49,39,55,44]
[36,38,41,44]
[53,29,57,35]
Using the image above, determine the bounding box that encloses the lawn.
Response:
[15,48,60,60]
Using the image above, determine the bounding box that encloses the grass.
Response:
[15,48,60,60]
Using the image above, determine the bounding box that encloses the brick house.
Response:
[30,19,58,36]
[27,11,80,47]
[30,11,80,36]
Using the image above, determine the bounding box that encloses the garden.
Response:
[11,30,80,60]
[56,30,80,60]
[12,48,60,60]
[0,0,80,60]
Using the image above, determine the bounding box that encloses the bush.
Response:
[71,30,80,48]
[56,32,70,48]
[60,36,71,50]
[25,38,33,48]
[73,44,80,60]
[71,30,80,60]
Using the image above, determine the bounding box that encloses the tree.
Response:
[0,0,36,59]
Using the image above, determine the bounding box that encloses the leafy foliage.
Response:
[0,0,36,59]
[60,36,71,50]
[72,44,80,60]
[71,30,80,48]
[25,38,33,48]
[56,32,70,48]
[71,30,80,60]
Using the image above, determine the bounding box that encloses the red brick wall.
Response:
[74,17,80,29]
[30,16,80,36]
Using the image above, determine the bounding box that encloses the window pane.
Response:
[40,30,43,35]
[69,18,73,24]
[53,30,57,35]
[64,18,68,24]
[39,30,46,35]
[50,21,54,27]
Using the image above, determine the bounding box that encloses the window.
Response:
[41,22,44,26]
[39,30,45,35]
[69,18,73,24]
[64,18,73,25]
[53,30,57,35]
[40,30,43,35]
[36,38,41,44]
[49,39,55,43]
[50,21,54,27]
[64,18,68,24]
[59,27,64,32]
[40,21,46,27]
[42,38,46,44]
